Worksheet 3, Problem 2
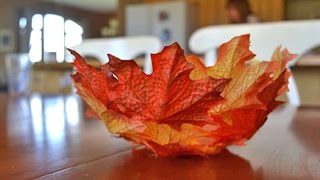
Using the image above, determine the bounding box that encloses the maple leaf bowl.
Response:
[71,34,295,157]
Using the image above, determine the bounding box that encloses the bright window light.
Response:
[44,14,65,63]
[31,14,43,30]
[29,30,42,63]
[29,14,43,63]
[29,14,83,63]
[65,19,83,48]
[19,17,27,29]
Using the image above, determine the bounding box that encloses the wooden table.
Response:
[1,94,319,179]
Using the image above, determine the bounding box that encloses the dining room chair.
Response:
[71,35,162,74]
[188,20,320,107]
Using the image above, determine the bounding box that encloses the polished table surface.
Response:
[0,94,319,180]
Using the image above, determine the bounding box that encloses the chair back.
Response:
[72,36,162,74]
[189,20,320,106]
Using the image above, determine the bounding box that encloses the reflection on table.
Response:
[0,94,320,179]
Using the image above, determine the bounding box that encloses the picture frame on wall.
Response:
[0,29,15,53]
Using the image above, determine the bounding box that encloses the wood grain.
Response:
[0,94,133,179]
[1,94,320,179]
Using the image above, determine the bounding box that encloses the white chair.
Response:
[189,20,320,106]
[72,36,162,74]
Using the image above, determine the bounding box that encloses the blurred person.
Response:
[226,0,260,24]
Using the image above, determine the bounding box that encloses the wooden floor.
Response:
[0,94,320,179]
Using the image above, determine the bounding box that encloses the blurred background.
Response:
[0,0,320,106]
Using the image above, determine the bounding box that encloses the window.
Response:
[28,14,83,63]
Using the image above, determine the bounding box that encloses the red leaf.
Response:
[71,35,295,156]
[71,43,229,156]
[187,34,296,146]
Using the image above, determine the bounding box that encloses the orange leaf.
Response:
[187,34,296,145]
[71,43,229,156]
[71,35,295,156]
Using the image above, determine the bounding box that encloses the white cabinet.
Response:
[125,1,197,51]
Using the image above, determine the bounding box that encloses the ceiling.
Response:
[46,0,118,12]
